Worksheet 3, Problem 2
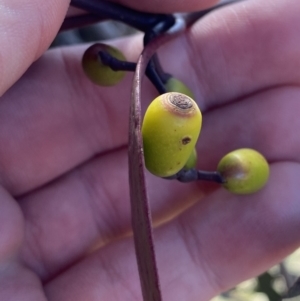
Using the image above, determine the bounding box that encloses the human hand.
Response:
[0,0,300,300]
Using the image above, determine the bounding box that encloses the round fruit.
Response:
[217,148,269,194]
[82,43,126,86]
[165,77,195,99]
[183,148,197,170]
[142,92,202,177]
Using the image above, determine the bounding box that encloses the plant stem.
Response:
[146,60,167,94]
[99,51,167,93]
[166,169,225,183]
[70,0,172,32]
[143,17,175,93]
[63,0,245,33]
[98,51,136,71]
[150,55,170,84]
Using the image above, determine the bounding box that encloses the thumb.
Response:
[0,0,70,96]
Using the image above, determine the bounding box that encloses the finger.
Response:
[0,43,140,195]
[20,146,201,281]
[0,187,46,301]
[0,263,47,301]
[44,163,300,301]
[0,0,70,96]
[0,186,23,262]
[197,86,300,171]
[159,0,300,110]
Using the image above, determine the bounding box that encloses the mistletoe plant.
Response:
[60,0,288,300]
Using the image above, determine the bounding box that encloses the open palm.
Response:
[0,0,299,300]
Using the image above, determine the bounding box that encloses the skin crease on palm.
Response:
[0,0,300,300]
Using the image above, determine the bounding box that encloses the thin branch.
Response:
[173,169,225,183]
[62,0,245,33]
[98,51,167,93]
[98,51,136,71]
[70,0,171,32]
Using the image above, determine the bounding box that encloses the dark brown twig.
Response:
[98,51,167,93]
[60,14,106,31]
[70,0,172,32]
[166,169,225,183]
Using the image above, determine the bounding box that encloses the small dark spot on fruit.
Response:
[182,137,191,145]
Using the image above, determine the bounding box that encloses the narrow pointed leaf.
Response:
[128,20,185,301]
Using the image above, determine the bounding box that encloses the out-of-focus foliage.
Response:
[212,248,300,301]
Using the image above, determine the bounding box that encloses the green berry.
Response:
[82,43,126,86]
[217,148,269,194]
[142,92,202,177]
[165,77,195,99]
[183,148,197,170]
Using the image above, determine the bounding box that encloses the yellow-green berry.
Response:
[82,43,126,86]
[183,148,197,170]
[142,92,202,177]
[217,148,269,194]
[165,77,195,99]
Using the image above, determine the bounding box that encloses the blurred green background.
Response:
[212,249,300,301]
